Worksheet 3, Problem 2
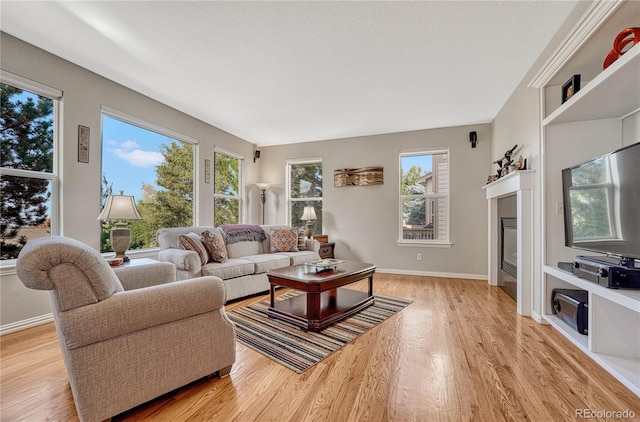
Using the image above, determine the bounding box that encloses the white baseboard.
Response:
[532,311,547,324]
[1,313,53,336]
[376,267,488,281]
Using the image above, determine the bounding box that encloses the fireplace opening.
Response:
[499,217,517,302]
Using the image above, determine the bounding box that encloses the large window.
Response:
[287,160,323,232]
[101,109,195,251]
[400,150,450,243]
[0,72,60,261]
[214,150,242,226]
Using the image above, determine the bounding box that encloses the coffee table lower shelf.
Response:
[268,287,375,332]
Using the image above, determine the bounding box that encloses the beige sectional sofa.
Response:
[157,225,321,301]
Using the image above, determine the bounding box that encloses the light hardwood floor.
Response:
[1,274,638,421]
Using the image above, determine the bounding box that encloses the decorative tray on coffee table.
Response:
[305,259,345,273]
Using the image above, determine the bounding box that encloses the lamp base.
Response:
[110,227,132,263]
[305,220,315,239]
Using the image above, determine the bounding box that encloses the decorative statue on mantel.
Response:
[487,144,525,184]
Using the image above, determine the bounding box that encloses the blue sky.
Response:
[401,155,432,175]
[102,116,170,201]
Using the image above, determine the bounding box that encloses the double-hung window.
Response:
[101,108,196,251]
[214,149,242,226]
[399,150,450,244]
[287,159,323,231]
[1,71,61,262]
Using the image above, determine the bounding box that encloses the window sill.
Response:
[397,241,453,249]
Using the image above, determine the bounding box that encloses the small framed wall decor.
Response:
[204,159,211,183]
[78,125,90,163]
[562,74,581,104]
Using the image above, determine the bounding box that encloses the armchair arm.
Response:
[158,248,202,275]
[57,276,226,349]
[113,262,177,291]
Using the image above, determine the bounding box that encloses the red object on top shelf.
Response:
[603,27,640,69]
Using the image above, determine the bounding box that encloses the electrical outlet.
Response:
[555,201,564,214]
[417,252,423,261]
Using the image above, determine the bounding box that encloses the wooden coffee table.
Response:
[266,261,376,332]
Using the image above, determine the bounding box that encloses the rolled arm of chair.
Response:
[58,276,226,349]
[158,248,201,275]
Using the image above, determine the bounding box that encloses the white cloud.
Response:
[120,140,139,150]
[110,148,164,168]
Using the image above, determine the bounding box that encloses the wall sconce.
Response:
[253,150,261,163]
[469,131,478,148]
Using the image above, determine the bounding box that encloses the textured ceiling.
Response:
[1,1,578,146]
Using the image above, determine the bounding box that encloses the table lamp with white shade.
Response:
[301,206,317,239]
[97,191,142,262]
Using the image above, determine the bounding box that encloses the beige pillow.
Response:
[270,228,299,253]
[179,232,209,265]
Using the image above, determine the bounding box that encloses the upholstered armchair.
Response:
[16,236,236,422]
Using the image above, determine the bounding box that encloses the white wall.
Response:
[0,33,261,332]
[260,124,492,277]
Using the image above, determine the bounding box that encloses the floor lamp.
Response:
[255,183,271,224]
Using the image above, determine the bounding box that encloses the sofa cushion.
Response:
[296,227,307,251]
[270,228,299,252]
[201,230,227,263]
[277,251,321,266]
[242,254,291,273]
[179,233,209,265]
[201,259,255,280]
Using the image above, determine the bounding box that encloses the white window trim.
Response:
[285,158,323,227]
[0,71,62,266]
[102,106,199,145]
[398,149,452,247]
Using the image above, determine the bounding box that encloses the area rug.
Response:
[228,293,412,373]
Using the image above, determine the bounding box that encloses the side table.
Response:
[318,242,335,259]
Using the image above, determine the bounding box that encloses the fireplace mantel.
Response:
[482,170,535,316]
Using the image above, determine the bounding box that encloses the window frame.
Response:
[398,149,452,247]
[0,70,62,266]
[213,146,244,225]
[286,157,323,229]
[100,106,199,251]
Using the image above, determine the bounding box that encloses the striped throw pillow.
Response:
[179,232,209,265]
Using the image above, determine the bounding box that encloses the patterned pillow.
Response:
[179,232,209,265]
[297,227,307,251]
[270,228,299,253]
[201,230,227,263]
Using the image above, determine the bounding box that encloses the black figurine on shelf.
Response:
[493,144,518,178]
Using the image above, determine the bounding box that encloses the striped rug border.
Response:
[228,293,413,373]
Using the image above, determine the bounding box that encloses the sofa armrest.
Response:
[305,238,321,252]
[114,262,177,291]
[158,248,201,275]
[57,276,226,349]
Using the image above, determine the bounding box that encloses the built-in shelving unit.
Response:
[541,42,640,397]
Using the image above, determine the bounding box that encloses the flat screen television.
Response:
[562,142,640,264]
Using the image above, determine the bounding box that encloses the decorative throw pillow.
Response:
[297,227,307,251]
[179,232,209,265]
[201,230,227,263]
[270,228,299,253]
